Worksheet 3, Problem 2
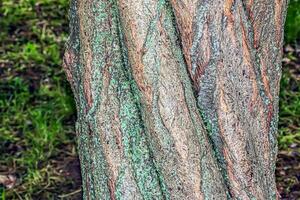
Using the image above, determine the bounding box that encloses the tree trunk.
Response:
[63,0,288,199]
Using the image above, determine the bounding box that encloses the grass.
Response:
[277,0,300,149]
[285,0,300,43]
[278,56,300,149]
[0,78,76,199]
[0,0,79,199]
[0,0,299,199]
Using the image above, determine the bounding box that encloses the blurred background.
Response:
[0,0,299,199]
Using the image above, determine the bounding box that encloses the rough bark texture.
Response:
[63,0,288,199]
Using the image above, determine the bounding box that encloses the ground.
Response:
[0,0,299,199]
[276,44,300,200]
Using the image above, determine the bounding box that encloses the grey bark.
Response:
[63,0,288,199]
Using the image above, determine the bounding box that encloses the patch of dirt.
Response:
[276,147,300,200]
[51,154,82,200]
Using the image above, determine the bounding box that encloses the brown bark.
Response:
[63,0,288,199]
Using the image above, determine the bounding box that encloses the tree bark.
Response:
[63,0,288,199]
